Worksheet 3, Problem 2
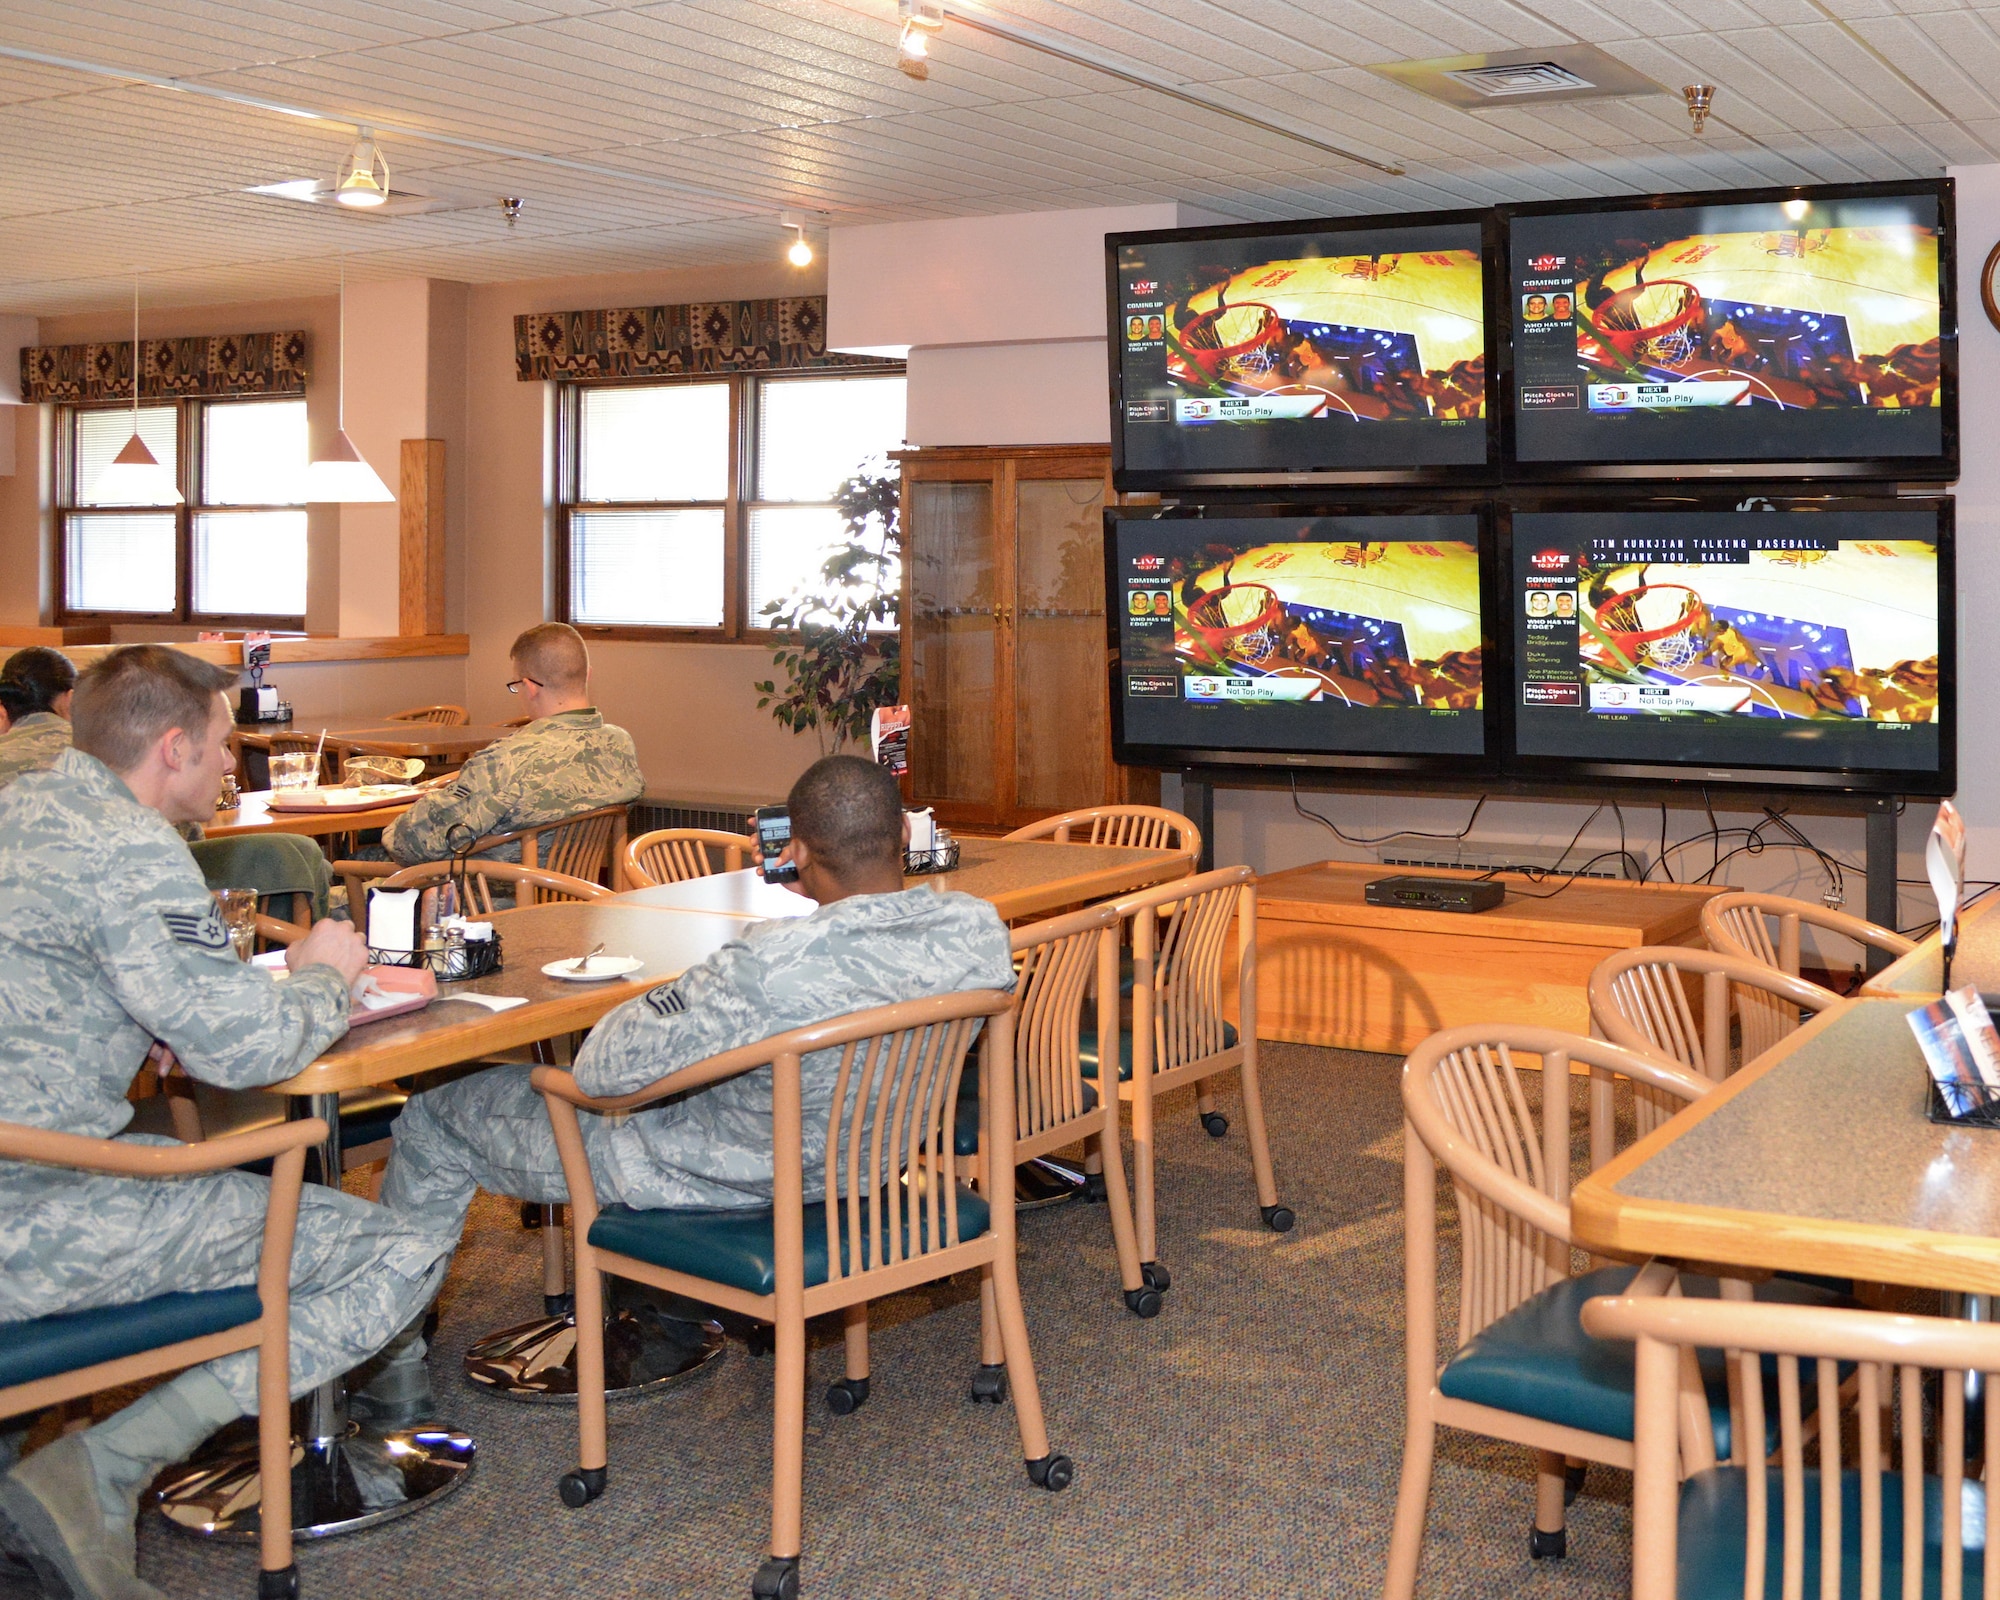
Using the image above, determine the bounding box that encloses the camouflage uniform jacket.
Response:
[573,887,1014,1209]
[0,712,71,790]
[382,708,643,865]
[0,747,350,1150]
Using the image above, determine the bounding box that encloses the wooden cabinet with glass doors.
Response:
[896,445,1157,833]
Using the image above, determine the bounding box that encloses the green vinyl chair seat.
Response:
[1676,1466,1984,1599]
[952,1078,1096,1157]
[587,1187,992,1298]
[1078,1021,1238,1083]
[0,1288,263,1391]
[1436,1265,1845,1457]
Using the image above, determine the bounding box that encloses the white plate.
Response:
[265,785,420,812]
[541,954,644,982]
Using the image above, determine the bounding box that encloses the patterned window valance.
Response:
[19,330,308,404]
[515,295,897,382]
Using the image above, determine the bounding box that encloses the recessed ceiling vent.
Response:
[1370,44,1665,109]
[1445,61,1595,98]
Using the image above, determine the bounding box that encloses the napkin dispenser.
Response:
[366,886,421,954]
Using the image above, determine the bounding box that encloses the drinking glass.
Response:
[269,752,316,792]
[212,889,257,961]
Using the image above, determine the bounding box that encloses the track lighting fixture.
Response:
[334,127,390,207]
[898,0,944,79]
[779,211,814,268]
[1682,84,1714,135]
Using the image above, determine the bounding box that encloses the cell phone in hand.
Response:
[754,804,797,883]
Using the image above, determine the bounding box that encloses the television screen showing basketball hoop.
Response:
[1508,182,1951,475]
[1109,510,1492,770]
[1509,502,1952,793]
[1110,212,1493,488]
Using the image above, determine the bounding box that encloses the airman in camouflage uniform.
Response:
[380,706,642,864]
[0,711,71,789]
[382,884,1014,1234]
[0,648,451,1600]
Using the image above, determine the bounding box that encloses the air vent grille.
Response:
[1443,61,1595,98]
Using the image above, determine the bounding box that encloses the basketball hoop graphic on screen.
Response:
[1185,582,1285,667]
[1176,303,1286,383]
[1593,583,1709,673]
[1590,280,1704,368]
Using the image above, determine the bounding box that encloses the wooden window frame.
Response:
[555,367,905,643]
[55,396,309,629]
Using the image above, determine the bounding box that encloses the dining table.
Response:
[1572,996,2000,1296]
[1861,888,2000,999]
[204,787,421,841]
[312,722,519,762]
[159,899,756,1545]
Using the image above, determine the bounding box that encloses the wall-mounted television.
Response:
[1107,505,1496,774]
[1108,210,1497,491]
[1502,495,1954,795]
[1502,180,1955,481]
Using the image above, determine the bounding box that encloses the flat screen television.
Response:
[1107,505,1496,773]
[1108,210,1497,491]
[1503,179,1955,480]
[1503,496,1953,795]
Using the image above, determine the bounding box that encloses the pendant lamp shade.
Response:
[89,433,183,506]
[304,427,394,502]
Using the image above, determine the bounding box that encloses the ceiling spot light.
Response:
[780,211,814,267]
[334,127,390,207]
[898,0,943,80]
[1782,197,1810,220]
[502,196,523,227]
[90,280,182,506]
[1682,84,1715,135]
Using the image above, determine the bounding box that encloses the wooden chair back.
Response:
[1701,891,1913,1060]
[382,705,469,725]
[1402,1025,1710,1352]
[1589,946,1841,1106]
[1582,1289,2000,1600]
[1006,902,1120,1152]
[1116,865,1252,1079]
[624,828,754,889]
[378,859,609,918]
[1004,805,1201,861]
[477,804,628,898]
[0,1115,326,1584]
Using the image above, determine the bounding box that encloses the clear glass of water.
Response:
[212,889,257,961]
[269,752,316,792]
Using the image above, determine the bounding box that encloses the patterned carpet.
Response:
[61,1045,1638,1598]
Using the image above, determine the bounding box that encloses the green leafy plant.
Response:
[753,459,902,756]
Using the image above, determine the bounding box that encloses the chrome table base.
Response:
[464,1308,726,1401]
[1015,1156,1085,1212]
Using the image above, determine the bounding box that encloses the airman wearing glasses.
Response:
[381,623,644,865]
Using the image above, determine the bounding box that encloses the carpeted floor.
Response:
[61,1044,1637,1598]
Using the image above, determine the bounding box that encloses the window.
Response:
[58,397,309,622]
[559,370,906,637]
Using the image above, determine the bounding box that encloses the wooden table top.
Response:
[616,838,1192,925]
[313,723,516,758]
[1255,859,1723,947]
[1572,997,2000,1294]
[205,788,419,839]
[1860,892,2000,998]
[273,902,754,1096]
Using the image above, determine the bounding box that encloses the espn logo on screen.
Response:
[1522,681,1583,708]
[1519,386,1580,410]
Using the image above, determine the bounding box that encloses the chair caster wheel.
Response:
[543,1291,575,1317]
[825,1376,870,1415]
[745,1324,775,1358]
[969,1363,1008,1405]
[1123,1285,1162,1318]
[1025,1452,1073,1492]
[520,1201,544,1230]
[1081,1172,1107,1203]
[1200,1111,1229,1138]
[1261,1204,1296,1233]
[558,1466,607,1508]
[1140,1261,1171,1293]
[752,1556,800,1600]
[1529,1526,1567,1560]
[1564,1462,1588,1505]
[257,1566,300,1600]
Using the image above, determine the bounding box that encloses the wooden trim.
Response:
[1429,1392,1638,1468]
[54,635,469,671]
[398,439,447,637]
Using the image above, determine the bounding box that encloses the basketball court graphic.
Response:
[1163,251,1486,422]
[1169,539,1482,708]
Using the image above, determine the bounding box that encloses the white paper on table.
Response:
[437,993,528,1012]
[350,973,409,1013]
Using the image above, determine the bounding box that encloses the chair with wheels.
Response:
[1701,890,1913,1059]
[0,1114,326,1599]
[381,705,469,725]
[1589,946,1842,1115]
[335,859,609,921]
[533,990,1069,1600]
[1583,1285,1996,1600]
[1387,1024,1844,1599]
[623,827,755,889]
[1080,866,1285,1297]
[1003,804,1201,860]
